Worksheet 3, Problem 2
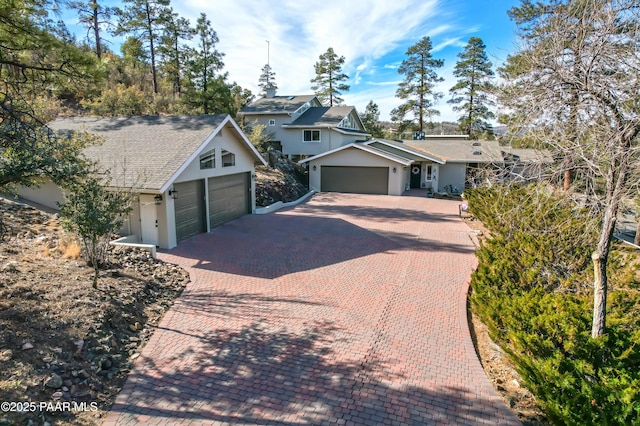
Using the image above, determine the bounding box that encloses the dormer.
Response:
[291,97,322,121]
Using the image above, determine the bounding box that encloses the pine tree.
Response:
[158,11,194,97]
[360,100,384,138]
[258,64,277,96]
[114,0,172,94]
[392,37,444,135]
[499,0,640,338]
[69,0,114,58]
[183,13,226,114]
[448,37,495,138]
[310,47,349,106]
[0,0,96,190]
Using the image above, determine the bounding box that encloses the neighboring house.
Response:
[18,114,267,249]
[239,91,370,160]
[301,137,551,196]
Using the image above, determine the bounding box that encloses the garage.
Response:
[208,172,251,228]
[174,180,206,242]
[321,166,389,195]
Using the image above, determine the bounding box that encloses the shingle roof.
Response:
[404,139,505,163]
[366,139,445,163]
[48,115,231,191]
[287,106,353,127]
[240,95,317,114]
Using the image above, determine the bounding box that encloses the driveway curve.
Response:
[104,193,519,426]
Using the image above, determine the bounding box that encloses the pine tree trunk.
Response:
[634,220,640,246]
[591,251,607,338]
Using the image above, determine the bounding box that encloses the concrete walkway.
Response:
[103,193,519,425]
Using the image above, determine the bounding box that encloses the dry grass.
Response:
[60,238,82,260]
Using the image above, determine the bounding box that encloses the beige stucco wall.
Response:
[307,147,406,196]
[17,181,65,210]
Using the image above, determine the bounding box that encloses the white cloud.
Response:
[175,0,443,96]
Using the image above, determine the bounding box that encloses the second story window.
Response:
[268,119,276,126]
[303,130,321,142]
[200,149,215,169]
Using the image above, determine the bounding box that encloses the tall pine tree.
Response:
[391,37,444,135]
[158,11,193,98]
[310,47,349,106]
[114,0,172,94]
[258,64,277,96]
[448,37,495,138]
[183,13,226,114]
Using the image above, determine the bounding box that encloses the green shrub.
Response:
[466,184,640,425]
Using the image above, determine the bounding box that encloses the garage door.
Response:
[174,180,206,242]
[321,166,389,195]
[208,172,250,228]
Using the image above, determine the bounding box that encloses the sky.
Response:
[65,0,522,123]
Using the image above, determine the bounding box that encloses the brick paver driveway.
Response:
[104,193,519,425]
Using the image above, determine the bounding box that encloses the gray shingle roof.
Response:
[367,139,445,163]
[287,106,353,127]
[404,139,505,163]
[48,115,229,191]
[240,95,317,114]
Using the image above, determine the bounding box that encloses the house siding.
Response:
[307,148,405,196]
[438,163,466,193]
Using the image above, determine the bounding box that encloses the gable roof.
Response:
[240,95,318,115]
[48,115,266,193]
[364,139,445,164]
[299,142,413,166]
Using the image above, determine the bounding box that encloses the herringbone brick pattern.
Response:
[103,193,520,425]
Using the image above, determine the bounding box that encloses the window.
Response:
[425,165,433,181]
[303,130,321,142]
[222,149,235,167]
[268,119,276,126]
[200,149,215,169]
[338,114,357,130]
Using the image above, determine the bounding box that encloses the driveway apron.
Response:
[103,193,520,425]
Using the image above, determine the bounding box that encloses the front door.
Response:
[410,164,422,188]
[139,195,159,246]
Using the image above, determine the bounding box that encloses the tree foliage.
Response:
[59,171,133,288]
[392,36,444,134]
[310,47,349,106]
[467,185,640,425]
[69,0,114,58]
[360,100,384,138]
[448,37,495,138]
[500,0,640,338]
[182,13,226,114]
[114,0,172,94]
[0,0,97,190]
[258,64,277,96]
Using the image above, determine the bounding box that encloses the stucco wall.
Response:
[17,181,65,210]
[438,163,466,193]
[307,148,406,196]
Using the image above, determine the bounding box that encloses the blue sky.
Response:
[64,0,521,122]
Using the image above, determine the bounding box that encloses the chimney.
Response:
[265,83,276,98]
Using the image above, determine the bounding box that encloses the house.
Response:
[239,92,370,160]
[18,114,267,249]
[301,137,551,196]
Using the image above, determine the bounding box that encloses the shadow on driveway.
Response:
[168,213,474,280]
[114,320,517,425]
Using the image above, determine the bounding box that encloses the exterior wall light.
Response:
[312,165,317,171]
[154,195,163,205]
[393,167,397,173]
[168,189,178,199]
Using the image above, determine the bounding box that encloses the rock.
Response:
[21,342,34,350]
[2,262,19,273]
[51,391,63,400]
[45,373,63,389]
